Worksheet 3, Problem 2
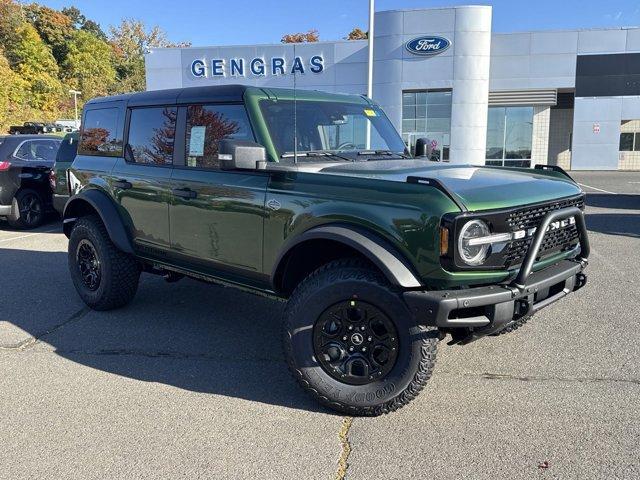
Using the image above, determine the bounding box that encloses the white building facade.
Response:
[145,5,640,170]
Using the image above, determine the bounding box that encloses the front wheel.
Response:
[283,259,438,416]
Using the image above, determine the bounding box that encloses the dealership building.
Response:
[145,5,640,170]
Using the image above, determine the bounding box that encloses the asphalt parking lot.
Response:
[1,171,639,480]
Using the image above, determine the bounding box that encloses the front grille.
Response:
[506,196,585,231]
[503,196,584,267]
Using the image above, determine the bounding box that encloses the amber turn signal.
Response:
[440,226,449,256]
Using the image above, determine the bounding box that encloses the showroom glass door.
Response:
[402,90,452,161]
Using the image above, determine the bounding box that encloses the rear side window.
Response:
[56,133,79,163]
[185,104,253,169]
[15,140,60,161]
[79,107,121,156]
[127,107,177,165]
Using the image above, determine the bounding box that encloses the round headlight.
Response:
[458,219,490,266]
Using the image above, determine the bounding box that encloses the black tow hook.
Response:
[574,273,587,291]
[164,272,184,283]
[514,298,531,319]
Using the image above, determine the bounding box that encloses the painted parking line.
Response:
[0,228,58,244]
[577,183,619,195]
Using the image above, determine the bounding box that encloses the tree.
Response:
[281,29,319,43]
[63,30,116,100]
[62,6,107,41]
[0,0,25,67]
[12,23,63,115]
[0,47,40,130]
[81,19,107,41]
[61,6,86,28]
[109,19,190,93]
[345,27,367,40]
[24,3,74,64]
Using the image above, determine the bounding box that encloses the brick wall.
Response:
[532,106,550,165]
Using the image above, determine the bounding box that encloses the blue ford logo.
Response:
[405,36,451,56]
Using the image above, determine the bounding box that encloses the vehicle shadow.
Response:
[585,193,640,210]
[584,193,640,238]
[0,214,61,232]
[585,213,640,238]
[0,246,329,414]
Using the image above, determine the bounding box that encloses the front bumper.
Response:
[404,259,587,343]
[404,206,590,344]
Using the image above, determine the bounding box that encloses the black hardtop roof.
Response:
[83,84,369,109]
[84,84,250,108]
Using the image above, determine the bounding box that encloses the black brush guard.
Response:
[403,207,590,344]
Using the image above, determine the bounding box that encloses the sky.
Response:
[38,0,640,46]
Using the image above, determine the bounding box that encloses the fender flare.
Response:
[272,225,422,289]
[62,189,134,254]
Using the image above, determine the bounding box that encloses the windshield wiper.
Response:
[281,150,354,162]
[357,150,410,159]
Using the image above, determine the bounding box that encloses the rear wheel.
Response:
[7,189,44,229]
[283,259,438,416]
[68,215,140,310]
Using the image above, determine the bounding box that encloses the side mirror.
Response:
[414,138,434,158]
[219,139,266,170]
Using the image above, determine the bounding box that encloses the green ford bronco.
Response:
[63,85,589,415]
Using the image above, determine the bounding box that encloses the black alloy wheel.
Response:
[313,300,399,385]
[9,189,45,229]
[18,192,43,226]
[283,258,438,416]
[68,215,140,311]
[76,239,102,291]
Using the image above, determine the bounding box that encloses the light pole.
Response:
[367,0,375,99]
[366,0,375,148]
[68,89,81,127]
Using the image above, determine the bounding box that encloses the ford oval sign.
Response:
[405,36,451,56]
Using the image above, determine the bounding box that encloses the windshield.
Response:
[260,100,406,159]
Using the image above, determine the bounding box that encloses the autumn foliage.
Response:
[0,0,189,133]
[281,29,320,44]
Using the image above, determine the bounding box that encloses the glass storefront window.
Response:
[619,132,634,151]
[618,121,640,151]
[486,107,505,160]
[402,90,452,161]
[485,106,534,167]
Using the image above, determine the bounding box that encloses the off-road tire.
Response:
[68,214,140,311]
[7,189,45,229]
[283,259,438,416]
[490,314,534,336]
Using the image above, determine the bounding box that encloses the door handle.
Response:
[172,188,198,199]
[113,179,132,190]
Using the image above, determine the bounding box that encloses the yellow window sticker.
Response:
[364,109,377,117]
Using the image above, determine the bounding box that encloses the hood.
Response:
[319,160,583,212]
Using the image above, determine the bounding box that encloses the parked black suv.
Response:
[0,135,61,228]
